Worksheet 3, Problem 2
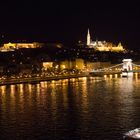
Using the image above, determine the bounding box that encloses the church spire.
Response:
[87,28,91,45]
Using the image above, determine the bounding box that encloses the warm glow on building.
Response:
[43,62,53,70]
[60,59,85,70]
[0,42,41,52]
[16,43,36,48]
[60,61,71,69]
[3,42,16,49]
[75,59,85,70]
[86,29,125,52]
[62,65,66,69]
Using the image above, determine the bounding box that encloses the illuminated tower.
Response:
[122,59,133,71]
[87,29,91,45]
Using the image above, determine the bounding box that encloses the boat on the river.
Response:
[123,128,140,140]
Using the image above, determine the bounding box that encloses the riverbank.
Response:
[0,73,89,85]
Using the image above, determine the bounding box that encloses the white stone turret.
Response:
[87,29,91,45]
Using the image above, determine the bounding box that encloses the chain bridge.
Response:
[90,59,140,76]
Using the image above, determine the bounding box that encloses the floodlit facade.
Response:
[43,62,53,70]
[0,42,41,52]
[60,59,85,70]
[86,29,125,52]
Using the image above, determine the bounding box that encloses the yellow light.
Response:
[19,84,23,93]
[115,74,118,78]
[28,84,32,93]
[135,73,138,79]
[62,65,66,69]
[10,85,15,94]
[109,74,112,79]
[55,65,59,69]
[37,84,40,93]
[1,85,6,94]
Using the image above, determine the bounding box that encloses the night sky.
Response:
[0,1,140,49]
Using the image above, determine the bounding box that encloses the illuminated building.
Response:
[0,42,63,52]
[60,59,85,70]
[86,29,125,52]
[43,62,53,70]
[0,42,41,52]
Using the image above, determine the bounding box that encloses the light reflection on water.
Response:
[0,75,140,140]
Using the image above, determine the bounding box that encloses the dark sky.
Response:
[0,0,140,49]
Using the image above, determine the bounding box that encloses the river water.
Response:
[0,74,140,140]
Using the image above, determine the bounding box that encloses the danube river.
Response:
[0,74,140,140]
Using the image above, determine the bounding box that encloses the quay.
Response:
[1,59,140,85]
[89,71,121,76]
[0,73,88,85]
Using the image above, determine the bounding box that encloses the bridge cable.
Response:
[93,63,123,72]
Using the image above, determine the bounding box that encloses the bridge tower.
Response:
[122,59,133,71]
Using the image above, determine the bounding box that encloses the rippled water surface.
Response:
[0,75,140,140]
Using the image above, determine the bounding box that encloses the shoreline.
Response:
[1,71,140,86]
[0,73,89,85]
